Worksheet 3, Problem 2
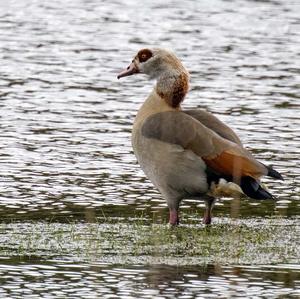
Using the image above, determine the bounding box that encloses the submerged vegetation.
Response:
[0,216,299,266]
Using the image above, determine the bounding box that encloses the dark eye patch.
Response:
[137,49,153,63]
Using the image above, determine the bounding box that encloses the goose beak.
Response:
[117,62,139,79]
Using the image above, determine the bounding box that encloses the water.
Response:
[0,0,299,297]
[0,260,299,298]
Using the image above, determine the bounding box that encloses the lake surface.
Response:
[0,0,299,297]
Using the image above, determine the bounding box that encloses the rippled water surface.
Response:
[0,0,299,297]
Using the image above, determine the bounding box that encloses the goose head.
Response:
[118,48,190,108]
[117,48,188,80]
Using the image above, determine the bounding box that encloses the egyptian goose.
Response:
[118,48,283,225]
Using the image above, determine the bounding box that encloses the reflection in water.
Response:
[0,0,299,297]
[0,258,298,298]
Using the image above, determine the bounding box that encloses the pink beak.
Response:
[117,62,139,79]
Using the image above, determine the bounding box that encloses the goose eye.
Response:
[138,49,153,63]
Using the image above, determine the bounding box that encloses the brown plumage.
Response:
[156,73,189,108]
[137,49,153,63]
[118,48,283,225]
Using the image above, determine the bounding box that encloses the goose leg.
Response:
[203,197,216,225]
[169,208,179,225]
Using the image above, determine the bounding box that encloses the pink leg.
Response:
[169,209,179,225]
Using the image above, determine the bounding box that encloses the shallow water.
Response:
[0,0,299,297]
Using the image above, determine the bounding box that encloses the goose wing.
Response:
[141,111,268,182]
[184,109,242,146]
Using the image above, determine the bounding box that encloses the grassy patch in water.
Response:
[0,217,299,265]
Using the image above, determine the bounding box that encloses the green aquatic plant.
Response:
[0,216,298,265]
